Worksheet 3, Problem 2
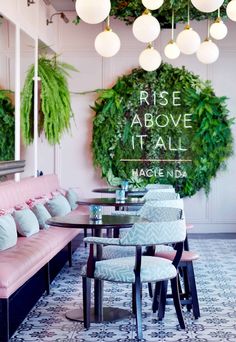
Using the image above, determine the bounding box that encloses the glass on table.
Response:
[89,205,102,221]
[115,189,126,202]
[121,180,129,191]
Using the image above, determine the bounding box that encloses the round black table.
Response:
[47,214,147,323]
[93,187,147,197]
[77,197,145,208]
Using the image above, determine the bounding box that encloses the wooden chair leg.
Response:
[134,280,143,341]
[82,277,91,329]
[132,283,136,315]
[84,228,88,247]
[158,280,168,320]
[152,282,161,313]
[148,283,153,298]
[94,279,103,322]
[170,277,185,329]
[187,262,200,319]
[68,241,72,267]
[182,266,191,311]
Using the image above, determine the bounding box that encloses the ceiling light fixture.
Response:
[46,12,69,25]
[164,10,180,60]
[197,21,219,64]
[94,16,121,58]
[191,0,224,13]
[139,43,162,72]
[176,1,201,55]
[210,8,228,40]
[227,0,236,21]
[75,0,111,24]
[132,9,161,43]
[141,0,164,11]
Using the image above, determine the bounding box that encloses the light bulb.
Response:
[191,0,224,13]
[95,29,121,57]
[210,18,228,40]
[132,10,161,43]
[227,0,236,21]
[142,0,164,10]
[176,25,201,55]
[164,40,180,59]
[197,39,219,64]
[75,0,111,24]
[139,45,162,72]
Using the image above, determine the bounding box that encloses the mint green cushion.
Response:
[45,195,71,217]
[31,204,51,229]
[13,209,39,237]
[66,189,78,210]
[0,214,17,251]
[82,256,176,283]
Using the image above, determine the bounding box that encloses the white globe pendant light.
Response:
[210,18,228,40]
[197,39,219,64]
[164,10,180,60]
[133,10,161,43]
[95,29,121,58]
[139,44,162,72]
[227,0,236,21]
[75,0,111,24]
[176,25,201,55]
[164,40,180,59]
[191,0,224,13]
[142,0,164,10]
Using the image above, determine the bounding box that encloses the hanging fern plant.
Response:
[92,64,234,197]
[0,90,15,161]
[21,56,77,145]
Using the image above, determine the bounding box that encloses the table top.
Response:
[77,197,145,207]
[92,187,147,196]
[47,214,146,229]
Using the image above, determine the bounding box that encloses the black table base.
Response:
[66,307,131,323]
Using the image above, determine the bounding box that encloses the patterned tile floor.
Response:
[11,239,236,342]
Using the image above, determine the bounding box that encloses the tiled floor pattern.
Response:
[11,239,236,342]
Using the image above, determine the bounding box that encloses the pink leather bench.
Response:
[0,174,83,341]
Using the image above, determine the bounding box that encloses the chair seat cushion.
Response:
[83,256,176,283]
[155,250,199,262]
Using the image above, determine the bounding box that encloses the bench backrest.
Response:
[0,174,59,209]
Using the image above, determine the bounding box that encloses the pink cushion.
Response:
[0,227,80,298]
[155,250,199,262]
[0,174,59,210]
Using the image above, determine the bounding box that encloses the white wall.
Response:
[56,15,236,233]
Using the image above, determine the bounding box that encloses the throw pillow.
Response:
[31,204,51,229]
[0,214,17,251]
[66,189,78,210]
[13,209,40,237]
[45,195,71,217]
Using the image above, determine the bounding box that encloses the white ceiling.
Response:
[44,0,76,12]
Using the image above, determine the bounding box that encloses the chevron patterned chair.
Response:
[82,207,186,341]
[146,184,174,190]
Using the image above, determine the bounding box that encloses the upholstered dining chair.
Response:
[82,207,186,341]
[146,184,174,190]
[107,199,200,319]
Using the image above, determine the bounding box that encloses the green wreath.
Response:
[92,64,234,197]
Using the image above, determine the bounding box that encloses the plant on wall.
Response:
[0,90,15,161]
[21,55,77,145]
[92,64,234,197]
[73,1,231,26]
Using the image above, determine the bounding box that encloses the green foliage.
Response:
[21,56,77,145]
[110,0,230,25]
[0,90,15,161]
[92,64,234,197]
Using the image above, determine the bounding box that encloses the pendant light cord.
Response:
[187,0,190,25]
[171,9,175,40]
